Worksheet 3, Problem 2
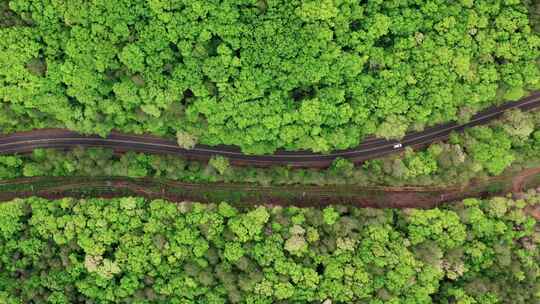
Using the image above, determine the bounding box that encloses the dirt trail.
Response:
[0,166,539,208]
[511,167,540,192]
[525,205,540,220]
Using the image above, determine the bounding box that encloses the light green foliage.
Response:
[0,199,24,239]
[119,44,145,73]
[218,201,237,218]
[208,155,230,175]
[284,235,308,256]
[296,0,339,22]
[504,86,526,100]
[376,116,409,140]
[406,209,467,249]
[228,207,269,242]
[0,1,538,153]
[224,242,244,262]
[176,131,198,150]
[499,109,535,140]
[330,158,354,178]
[323,207,340,225]
[0,156,22,179]
[1,195,538,303]
[467,127,515,175]
[403,149,438,178]
[84,255,122,279]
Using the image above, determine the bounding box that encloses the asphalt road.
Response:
[1,91,540,168]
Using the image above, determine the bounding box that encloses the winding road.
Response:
[1,91,540,168]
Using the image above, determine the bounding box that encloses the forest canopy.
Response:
[0,195,539,303]
[0,1,539,153]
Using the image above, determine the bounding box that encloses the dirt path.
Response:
[0,166,539,208]
[525,204,540,220]
[511,167,540,192]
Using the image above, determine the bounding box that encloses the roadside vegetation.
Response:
[1,1,539,153]
[1,109,540,187]
[1,194,538,303]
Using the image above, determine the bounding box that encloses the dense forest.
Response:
[2,2,540,304]
[1,194,538,303]
[1,0,539,153]
[1,108,539,187]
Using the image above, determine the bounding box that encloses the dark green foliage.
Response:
[0,194,538,303]
[0,1,539,153]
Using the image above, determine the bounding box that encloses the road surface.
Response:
[1,91,539,167]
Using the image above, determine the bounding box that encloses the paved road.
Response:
[1,92,540,167]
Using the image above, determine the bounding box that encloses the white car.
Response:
[393,143,403,149]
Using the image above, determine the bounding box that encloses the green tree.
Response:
[209,155,230,175]
[467,127,515,175]
[176,131,198,150]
